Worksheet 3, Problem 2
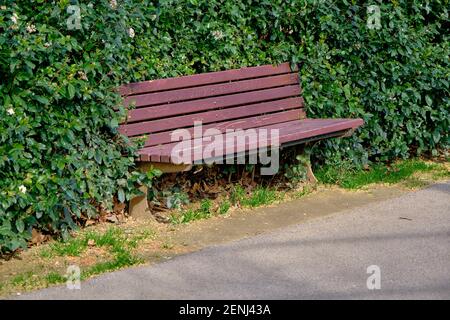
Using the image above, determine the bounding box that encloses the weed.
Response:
[240,187,280,207]
[12,272,33,286]
[46,237,87,257]
[171,199,214,224]
[218,200,231,215]
[45,272,65,285]
[230,185,246,205]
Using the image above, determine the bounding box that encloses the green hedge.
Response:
[1,0,448,252]
[0,1,159,252]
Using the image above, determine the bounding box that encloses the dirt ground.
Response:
[165,184,407,249]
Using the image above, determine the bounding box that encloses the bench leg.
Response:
[129,185,150,219]
[129,162,192,219]
[294,143,318,184]
[304,143,318,184]
[304,159,318,184]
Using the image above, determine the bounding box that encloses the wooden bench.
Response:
[118,62,363,217]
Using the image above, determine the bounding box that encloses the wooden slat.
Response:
[138,118,363,163]
[141,109,305,147]
[137,121,297,158]
[123,73,299,108]
[151,154,161,162]
[186,118,364,163]
[139,120,300,161]
[120,97,304,137]
[119,62,296,96]
[275,119,364,145]
[126,85,302,123]
[152,120,305,162]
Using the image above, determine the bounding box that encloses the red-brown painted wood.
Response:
[120,97,304,137]
[139,119,306,159]
[119,62,296,96]
[123,73,299,108]
[126,85,302,123]
[138,118,364,163]
[139,109,305,147]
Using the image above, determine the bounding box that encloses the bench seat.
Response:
[137,118,363,163]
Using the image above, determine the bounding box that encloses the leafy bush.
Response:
[1,0,448,252]
[0,1,159,252]
[114,0,450,164]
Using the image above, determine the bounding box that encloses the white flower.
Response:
[44,42,51,48]
[110,0,118,9]
[7,108,15,115]
[128,27,135,38]
[11,12,18,25]
[77,71,88,81]
[19,185,27,194]
[26,23,36,33]
[211,30,224,40]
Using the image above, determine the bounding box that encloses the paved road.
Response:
[19,182,450,299]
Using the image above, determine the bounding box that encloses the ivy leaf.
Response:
[13,95,27,107]
[110,118,119,129]
[16,220,25,233]
[67,84,76,99]
[35,95,50,105]
[432,131,441,143]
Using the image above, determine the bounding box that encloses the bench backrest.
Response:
[118,62,305,147]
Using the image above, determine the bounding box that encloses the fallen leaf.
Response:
[85,219,96,227]
[31,228,47,245]
[106,215,119,223]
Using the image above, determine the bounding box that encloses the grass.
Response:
[171,186,282,225]
[12,272,34,286]
[170,199,213,224]
[41,228,152,258]
[233,186,281,208]
[27,227,154,288]
[293,185,314,199]
[315,159,449,189]
[45,272,65,285]
[41,238,86,257]
[218,200,231,215]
